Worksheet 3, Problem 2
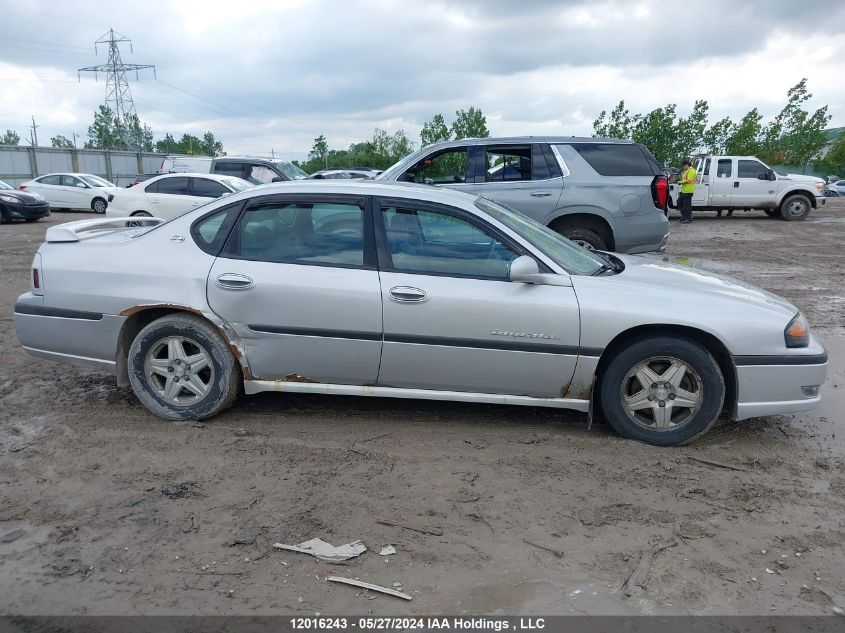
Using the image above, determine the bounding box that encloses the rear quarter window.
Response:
[570,143,657,177]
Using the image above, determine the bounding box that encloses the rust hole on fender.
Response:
[284,374,320,383]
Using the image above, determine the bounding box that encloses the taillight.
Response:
[651,175,668,211]
[32,253,43,296]
[19,185,27,190]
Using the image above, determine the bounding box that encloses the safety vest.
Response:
[681,167,697,194]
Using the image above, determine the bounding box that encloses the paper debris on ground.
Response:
[327,576,412,600]
[379,545,396,556]
[273,538,366,562]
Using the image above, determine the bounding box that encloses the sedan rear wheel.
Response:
[128,210,152,227]
[128,314,240,421]
[599,336,725,445]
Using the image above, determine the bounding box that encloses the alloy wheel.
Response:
[620,356,703,431]
[144,336,215,406]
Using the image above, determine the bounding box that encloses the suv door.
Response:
[374,197,581,397]
[460,143,562,223]
[206,195,383,384]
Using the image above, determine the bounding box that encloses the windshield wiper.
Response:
[591,252,623,276]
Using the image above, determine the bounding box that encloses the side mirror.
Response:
[271,176,282,183]
[509,255,542,283]
[769,170,776,181]
[757,172,768,180]
[77,182,88,188]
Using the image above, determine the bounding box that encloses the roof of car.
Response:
[149,172,240,181]
[420,136,633,149]
[35,173,102,178]
[216,178,479,206]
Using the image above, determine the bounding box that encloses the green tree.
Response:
[703,117,733,155]
[200,131,225,157]
[1,129,20,145]
[631,104,677,166]
[593,100,633,139]
[421,113,450,146]
[50,134,75,148]
[815,131,845,176]
[155,133,179,154]
[451,106,489,140]
[309,134,329,167]
[673,100,709,163]
[725,108,762,156]
[85,105,121,149]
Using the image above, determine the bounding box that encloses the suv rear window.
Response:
[569,143,656,177]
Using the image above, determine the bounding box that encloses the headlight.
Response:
[784,313,810,348]
[0,194,19,203]
[815,183,824,190]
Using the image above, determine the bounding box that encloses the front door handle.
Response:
[216,273,253,290]
[389,286,427,302]
[529,191,552,197]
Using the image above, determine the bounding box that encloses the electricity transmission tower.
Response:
[78,28,155,148]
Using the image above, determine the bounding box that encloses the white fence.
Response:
[0,146,186,187]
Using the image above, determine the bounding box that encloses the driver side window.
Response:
[402,149,468,185]
[382,205,518,278]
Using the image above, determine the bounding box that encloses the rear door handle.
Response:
[216,273,253,290]
[529,191,552,197]
[389,286,427,302]
[734,181,740,188]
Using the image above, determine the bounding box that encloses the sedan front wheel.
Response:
[599,336,725,446]
[128,314,240,421]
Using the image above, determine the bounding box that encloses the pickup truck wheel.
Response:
[599,336,725,446]
[559,227,608,251]
[128,314,241,421]
[780,194,811,221]
[764,209,781,218]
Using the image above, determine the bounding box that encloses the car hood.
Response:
[611,254,798,317]
[780,173,825,184]
[0,189,46,203]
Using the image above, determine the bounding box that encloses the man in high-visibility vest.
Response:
[678,159,696,224]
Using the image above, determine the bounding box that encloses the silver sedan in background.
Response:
[13,181,827,445]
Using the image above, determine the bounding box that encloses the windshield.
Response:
[81,175,114,188]
[375,148,424,181]
[0,181,13,190]
[273,161,309,180]
[223,177,253,192]
[475,197,606,276]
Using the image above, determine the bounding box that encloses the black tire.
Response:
[764,209,781,218]
[127,210,153,227]
[24,218,40,223]
[779,194,811,221]
[599,335,725,446]
[559,226,608,251]
[92,198,107,214]
[127,314,241,421]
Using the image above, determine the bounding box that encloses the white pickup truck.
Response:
[668,155,826,220]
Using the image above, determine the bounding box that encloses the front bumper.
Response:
[0,201,50,221]
[733,344,828,420]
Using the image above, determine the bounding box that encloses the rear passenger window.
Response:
[191,204,241,255]
[485,146,531,182]
[716,159,732,178]
[570,143,655,176]
[214,162,244,177]
[38,175,62,186]
[156,177,190,195]
[226,202,365,267]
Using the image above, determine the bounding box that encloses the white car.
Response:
[106,173,253,221]
[19,173,119,214]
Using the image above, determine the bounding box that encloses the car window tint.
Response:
[231,202,364,266]
[213,162,243,177]
[405,148,468,184]
[156,177,190,195]
[716,159,732,178]
[191,178,229,198]
[485,146,531,182]
[38,175,62,186]
[737,159,767,179]
[383,206,518,278]
[570,143,654,176]
[144,180,159,194]
[702,158,711,176]
[61,175,82,187]
[531,144,552,180]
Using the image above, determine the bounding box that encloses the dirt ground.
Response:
[1,200,844,616]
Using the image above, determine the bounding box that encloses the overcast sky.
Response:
[1,0,844,162]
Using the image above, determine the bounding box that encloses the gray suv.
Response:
[377,136,669,252]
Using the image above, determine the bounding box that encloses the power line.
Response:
[77,28,156,149]
[0,36,92,51]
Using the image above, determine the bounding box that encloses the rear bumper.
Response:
[612,210,670,254]
[733,349,828,421]
[13,295,122,373]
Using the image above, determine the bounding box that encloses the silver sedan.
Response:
[13,181,827,446]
